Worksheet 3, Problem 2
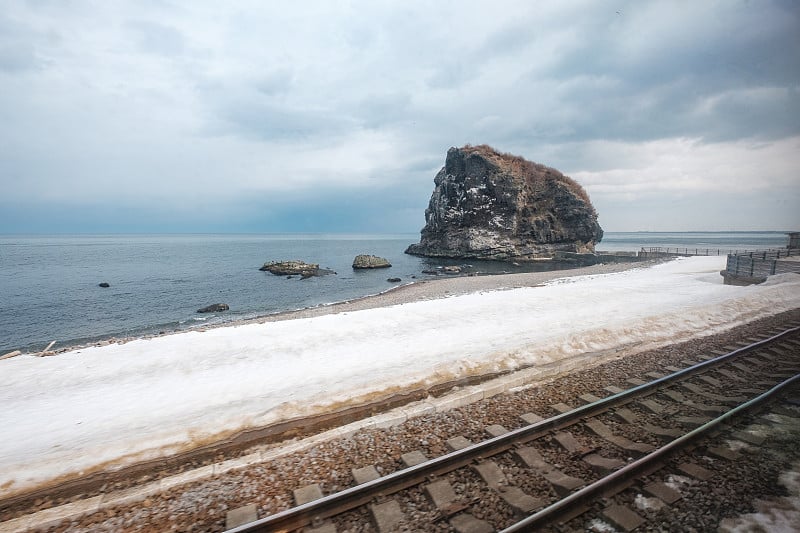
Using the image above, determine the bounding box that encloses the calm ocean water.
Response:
[0,231,789,353]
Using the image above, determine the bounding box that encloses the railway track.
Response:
[227,324,800,533]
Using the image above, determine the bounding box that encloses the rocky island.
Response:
[406,145,603,260]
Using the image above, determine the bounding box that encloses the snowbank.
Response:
[1,256,799,495]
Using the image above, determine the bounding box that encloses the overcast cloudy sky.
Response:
[1,0,798,233]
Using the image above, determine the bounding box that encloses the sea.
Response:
[0,231,790,354]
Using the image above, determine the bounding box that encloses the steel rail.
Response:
[499,373,800,532]
[227,327,799,532]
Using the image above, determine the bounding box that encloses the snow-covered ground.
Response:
[2,256,799,496]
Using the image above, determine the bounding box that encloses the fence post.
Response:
[771,260,777,275]
[749,258,754,277]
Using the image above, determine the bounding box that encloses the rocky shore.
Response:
[12,260,656,357]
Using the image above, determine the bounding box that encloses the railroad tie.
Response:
[449,513,494,533]
[293,483,324,505]
[640,423,682,441]
[225,504,257,530]
[722,341,749,353]
[552,431,583,454]
[763,346,797,358]
[583,419,654,458]
[729,362,754,373]
[675,415,712,429]
[446,436,474,452]
[678,382,747,404]
[352,465,381,485]
[761,371,798,380]
[485,424,509,438]
[716,369,745,381]
[400,450,428,468]
[582,453,626,475]
[769,405,800,418]
[706,446,742,461]
[472,461,545,515]
[743,354,771,365]
[626,378,646,387]
[662,388,728,414]
[638,399,666,415]
[754,379,785,388]
[602,504,645,532]
[684,401,727,416]
[370,500,405,533]
[293,484,337,533]
[677,462,714,481]
[739,387,768,395]
[579,393,604,404]
[646,371,667,380]
[611,407,638,425]
[605,385,626,395]
[730,430,766,446]
[554,431,625,475]
[424,479,492,533]
[770,341,800,355]
[519,412,544,425]
[760,413,800,426]
[513,446,585,497]
[664,365,682,373]
[661,389,685,403]
[424,479,459,511]
[696,375,722,388]
[643,481,682,504]
[550,402,573,415]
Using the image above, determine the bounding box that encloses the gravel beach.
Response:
[254,260,658,323]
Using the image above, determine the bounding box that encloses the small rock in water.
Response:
[260,260,334,278]
[98,282,110,288]
[352,254,392,269]
[197,303,229,313]
[387,277,401,283]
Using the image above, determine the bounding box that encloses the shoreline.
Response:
[253,258,662,321]
[22,259,661,357]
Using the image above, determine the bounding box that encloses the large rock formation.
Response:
[405,145,603,260]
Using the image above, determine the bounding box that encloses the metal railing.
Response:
[639,246,798,257]
[726,252,800,279]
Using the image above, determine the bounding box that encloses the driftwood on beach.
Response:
[0,350,22,361]
[37,341,56,357]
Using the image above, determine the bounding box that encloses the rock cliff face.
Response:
[405,145,603,260]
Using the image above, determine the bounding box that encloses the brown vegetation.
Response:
[461,144,594,212]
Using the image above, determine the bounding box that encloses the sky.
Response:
[0,0,798,234]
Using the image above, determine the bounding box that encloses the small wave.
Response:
[192,316,209,321]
